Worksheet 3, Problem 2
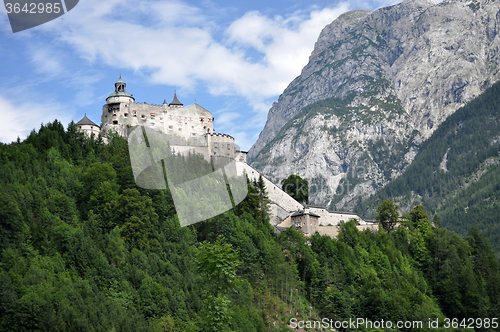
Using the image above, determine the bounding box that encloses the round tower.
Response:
[102,76,136,133]
[106,76,135,104]
[76,114,100,137]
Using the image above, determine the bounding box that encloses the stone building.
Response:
[290,209,320,236]
[76,114,100,137]
[101,77,215,139]
[98,77,244,162]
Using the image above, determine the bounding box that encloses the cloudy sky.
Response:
[0,0,399,150]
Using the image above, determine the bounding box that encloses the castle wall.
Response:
[207,133,235,159]
[102,101,214,141]
[242,163,304,213]
[269,203,290,226]
[317,225,340,238]
[307,206,364,226]
[235,151,247,164]
[78,124,100,137]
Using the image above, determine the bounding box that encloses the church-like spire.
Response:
[169,91,183,106]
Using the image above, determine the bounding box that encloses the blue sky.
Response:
[0,0,399,150]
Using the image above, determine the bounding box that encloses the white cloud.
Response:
[0,95,73,143]
[27,43,65,78]
[51,0,349,109]
[0,0,355,145]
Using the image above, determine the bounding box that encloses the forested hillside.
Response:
[355,80,500,256]
[0,122,499,331]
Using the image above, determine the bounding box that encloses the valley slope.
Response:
[356,79,500,254]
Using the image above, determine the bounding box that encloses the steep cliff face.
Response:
[248,0,500,210]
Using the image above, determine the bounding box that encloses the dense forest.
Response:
[355,80,500,257]
[0,121,499,331]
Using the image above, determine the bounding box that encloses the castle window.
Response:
[151,123,154,126]
[191,126,194,129]
[124,113,128,117]
[113,120,118,125]
[151,113,155,119]
[141,115,145,118]
[200,117,204,122]
[207,128,210,133]
[192,133,196,136]
[168,125,173,130]
[133,111,137,117]
[178,128,181,131]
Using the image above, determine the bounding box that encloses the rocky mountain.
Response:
[357,79,500,254]
[248,0,500,210]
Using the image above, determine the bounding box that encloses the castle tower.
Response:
[169,91,183,107]
[76,114,100,137]
[106,76,135,105]
[102,76,136,128]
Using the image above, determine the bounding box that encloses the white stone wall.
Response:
[242,163,304,213]
[78,124,100,138]
[207,134,235,159]
[235,151,247,163]
[101,101,214,141]
[307,207,365,226]
[291,214,318,236]
[269,203,290,226]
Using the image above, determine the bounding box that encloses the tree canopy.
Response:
[281,174,309,204]
[0,121,498,331]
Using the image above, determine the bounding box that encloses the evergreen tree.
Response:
[376,199,399,232]
[254,175,271,223]
[196,236,242,332]
[281,174,309,204]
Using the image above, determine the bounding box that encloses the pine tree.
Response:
[254,175,271,223]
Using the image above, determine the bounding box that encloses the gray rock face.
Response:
[248,0,500,210]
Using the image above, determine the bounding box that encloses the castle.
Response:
[76,77,378,236]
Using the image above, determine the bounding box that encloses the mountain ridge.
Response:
[249,0,500,209]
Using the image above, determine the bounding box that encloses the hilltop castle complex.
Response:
[76,77,377,235]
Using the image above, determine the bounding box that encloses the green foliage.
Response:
[358,79,500,256]
[376,199,399,232]
[253,175,271,223]
[281,174,309,204]
[1,121,499,331]
[196,236,242,332]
